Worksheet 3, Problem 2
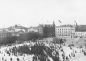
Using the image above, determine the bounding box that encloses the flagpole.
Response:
[58,19,62,26]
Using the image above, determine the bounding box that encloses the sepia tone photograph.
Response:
[0,0,86,61]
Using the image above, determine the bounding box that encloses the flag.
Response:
[58,20,62,23]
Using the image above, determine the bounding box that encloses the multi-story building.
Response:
[55,25,75,38]
[56,24,86,38]
[38,21,55,37]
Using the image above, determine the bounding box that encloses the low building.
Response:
[75,32,86,38]
[75,25,86,38]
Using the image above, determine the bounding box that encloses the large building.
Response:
[55,25,75,38]
[38,21,55,37]
[56,24,86,38]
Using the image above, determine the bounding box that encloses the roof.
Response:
[56,24,74,28]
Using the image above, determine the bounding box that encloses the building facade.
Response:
[74,25,86,38]
[55,25,75,38]
[75,32,86,38]
[38,21,55,37]
[38,25,44,36]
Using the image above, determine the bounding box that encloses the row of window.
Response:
[75,33,86,36]
[56,31,72,33]
[58,34,70,36]
[56,28,75,31]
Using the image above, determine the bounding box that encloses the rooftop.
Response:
[56,24,74,27]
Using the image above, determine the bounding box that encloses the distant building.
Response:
[0,25,28,37]
[75,32,86,38]
[28,27,39,32]
[55,25,75,38]
[0,32,12,38]
[38,25,44,36]
[75,25,86,37]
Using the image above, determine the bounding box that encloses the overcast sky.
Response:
[0,0,86,28]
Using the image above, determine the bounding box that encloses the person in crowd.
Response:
[10,58,12,61]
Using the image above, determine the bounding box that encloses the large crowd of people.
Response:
[0,40,86,61]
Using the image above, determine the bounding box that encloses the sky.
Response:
[0,0,86,28]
